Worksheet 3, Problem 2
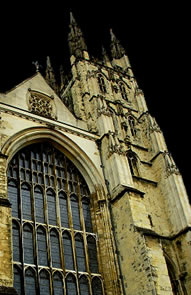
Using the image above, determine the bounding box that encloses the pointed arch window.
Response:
[8,181,19,218]
[128,115,136,137]
[8,142,103,295]
[21,184,32,220]
[47,189,57,225]
[50,229,61,268]
[82,197,93,232]
[71,194,81,230]
[97,74,107,93]
[34,186,45,223]
[63,231,74,270]
[119,82,128,100]
[37,226,48,266]
[127,149,139,177]
[92,277,103,295]
[87,236,99,273]
[39,270,51,295]
[23,223,34,264]
[79,275,90,295]
[25,268,36,295]
[53,272,64,295]
[66,274,77,295]
[59,191,69,228]
[12,221,21,262]
[75,233,86,272]
[13,266,22,295]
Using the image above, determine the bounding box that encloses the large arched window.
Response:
[8,142,104,295]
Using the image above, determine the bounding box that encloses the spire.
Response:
[110,29,126,59]
[101,46,112,67]
[102,46,109,62]
[68,11,88,58]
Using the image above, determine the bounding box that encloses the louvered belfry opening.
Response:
[8,142,103,295]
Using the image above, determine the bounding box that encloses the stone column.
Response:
[0,154,16,294]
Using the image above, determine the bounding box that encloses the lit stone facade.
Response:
[0,13,191,295]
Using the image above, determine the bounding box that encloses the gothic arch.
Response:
[163,252,181,295]
[2,126,105,194]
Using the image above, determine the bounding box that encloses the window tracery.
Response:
[8,142,103,295]
[28,90,56,119]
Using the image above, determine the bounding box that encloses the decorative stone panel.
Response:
[28,89,57,119]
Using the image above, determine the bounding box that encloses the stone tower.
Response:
[0,12,190,295]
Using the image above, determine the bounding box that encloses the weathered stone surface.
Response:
[0,31,190,295]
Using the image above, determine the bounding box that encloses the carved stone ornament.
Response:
[108,131,125,157]
[28,89,56,119]
[97,96,111,117]
[149,116,161,133]
[163,151,180,177]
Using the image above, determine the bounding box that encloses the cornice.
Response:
[0,103,99,142]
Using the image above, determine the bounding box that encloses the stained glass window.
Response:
[92,277,103,295]
[79,275,90,295]
[8,142,103,295]
[63,231,74,270]
[25,268,36,295]
[66,274,77,295]
[37,227,48,266]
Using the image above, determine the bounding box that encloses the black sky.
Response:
[0,2,190,197]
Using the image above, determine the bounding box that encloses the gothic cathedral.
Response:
[0,13,190,295]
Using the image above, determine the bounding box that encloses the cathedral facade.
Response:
[0,13,190,295]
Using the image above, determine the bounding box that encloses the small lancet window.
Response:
[8,181,19,218]
[128,116,137,137]
[53,272,64,295]
[119,83,128,100]
[127,150,139,177]
[87,236,99,273]
[23,223,34,264]
[21,184,32,220]
[25,268,36,295]
[34,186,45,223]
[79,275,90,295]
[92,277,103,295]
[63,231,74,270]
[97,74,106,93]
[37,227,48,266]
[47,189,57,225]
[12,221,21,262]
[75,234,86,272]
[71,194,81,230]
[66,274,77,295]
[13,266,22,295]
[82,197,93,232]
[39,270,50,295]
[59,191,69,228]
[50,229,61,268]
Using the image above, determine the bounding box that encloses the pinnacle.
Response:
[110,28,116,41]
[70,11,76,24]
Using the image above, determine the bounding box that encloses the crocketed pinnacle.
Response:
[110,28,126,59]
[68,11,88,58]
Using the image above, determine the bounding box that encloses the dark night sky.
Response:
[0,3,190,197]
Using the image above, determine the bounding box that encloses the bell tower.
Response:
[60,13,191,294]
[0,11,191,295]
